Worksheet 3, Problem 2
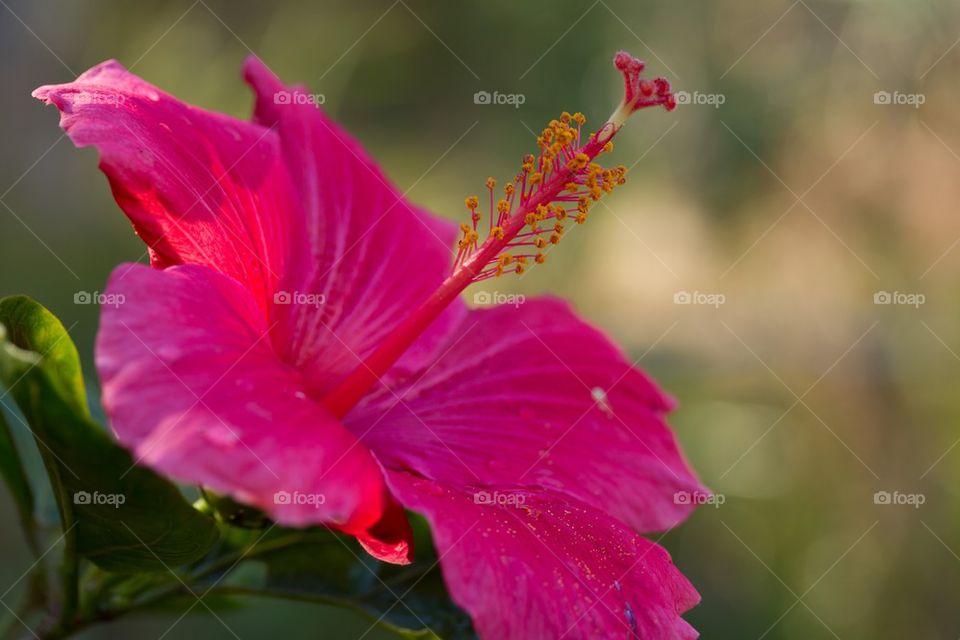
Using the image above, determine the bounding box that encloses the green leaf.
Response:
[0,408,37,549]
[0,295,87,416]
[0,295,219,573]
[201,519,474,639]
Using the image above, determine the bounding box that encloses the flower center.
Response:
[322,51,674,419]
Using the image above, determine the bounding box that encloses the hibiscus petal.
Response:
[346,297,704,533]
[241,57,460,395]
[95,262,391,534]
[35,59,461,395]
[33,61,296,310]
[387,472,699,640]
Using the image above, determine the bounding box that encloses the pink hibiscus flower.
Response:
[34,52,704,639]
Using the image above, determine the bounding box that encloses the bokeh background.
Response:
[2,0,960,637]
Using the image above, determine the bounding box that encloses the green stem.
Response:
[0,589,34,640]
[31,446,78,638]
[204,587,436,638]
[116,532,311,613]
[9,530,347,638]
[0,411,36,552]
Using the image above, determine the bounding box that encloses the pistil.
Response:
[322,51,673,419]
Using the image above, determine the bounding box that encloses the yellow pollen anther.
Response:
[457,100,639,282]
[566,152,590,171]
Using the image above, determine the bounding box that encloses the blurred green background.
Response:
[2,0,960,637]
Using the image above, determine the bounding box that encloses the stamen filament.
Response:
[322,51,673,419]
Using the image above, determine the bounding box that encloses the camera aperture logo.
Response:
[473,291,525,307]
[274,290,326,308]
[474,490,526,507]
[873,91,925,108]
[273,490,326,508]
[674,91,725,108]
[873,290,925,308]
[873,490,924,508]
[73,490,126,508]
[674,290,725,308]
[74,291,125,308]
[473,90,525,109]
[273,90,325,106]
[673,490,725,508]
